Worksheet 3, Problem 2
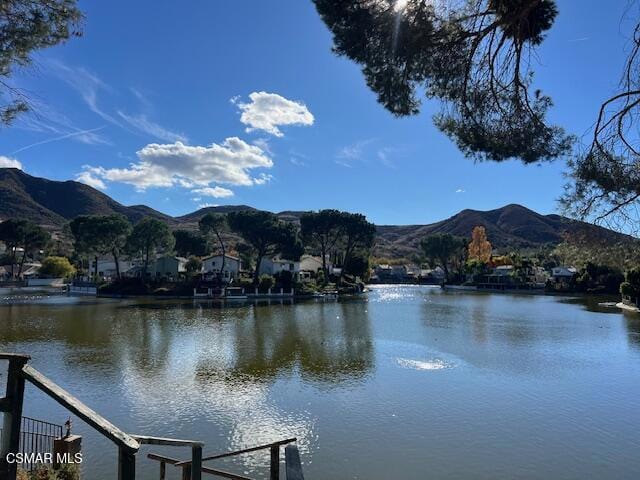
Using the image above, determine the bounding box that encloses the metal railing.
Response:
[147,438,305,480]
[0,353,203,480]
[0,416,64,471]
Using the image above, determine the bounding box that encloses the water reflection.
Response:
[195,300,374,386]
[1,289,640,479]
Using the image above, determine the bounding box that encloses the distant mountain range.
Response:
[0,168,634,259]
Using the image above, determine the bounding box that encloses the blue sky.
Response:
[0,0,634,225]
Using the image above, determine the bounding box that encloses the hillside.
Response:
[373,204,632,259]
[0,168,175,229]
[0,169,633,258]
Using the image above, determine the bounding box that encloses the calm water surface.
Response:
[1,286,639,479]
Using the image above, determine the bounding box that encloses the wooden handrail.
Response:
[0,353,31,361]
[285,445,304,480]
[133,435,204,447]
[176,437,297,466]
[148,453,252,480]
[21,364,140,452]
[1,355,206,480]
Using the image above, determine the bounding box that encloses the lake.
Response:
[1,286,640,479]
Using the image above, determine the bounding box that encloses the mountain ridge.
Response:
[0,168,634,259]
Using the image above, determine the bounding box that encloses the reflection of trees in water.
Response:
[1,300,374,386]
[0,301,195,377]
[624,314,640,350]
[195,301,374,387]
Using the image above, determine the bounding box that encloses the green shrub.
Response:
[620,281,639,297]
[18,464,80,480]
[258,274,275,292]
[185,256,203,275]
[39,256,76,278]
[274,270,293,289]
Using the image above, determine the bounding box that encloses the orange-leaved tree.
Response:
[468,226,492,264]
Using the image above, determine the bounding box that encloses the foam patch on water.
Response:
[396,357,454,371]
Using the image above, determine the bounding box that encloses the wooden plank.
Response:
[192,445,202,480]
[285,445,304,480]
[147,453,181,465]
[0,355,29,480]
[270,445,280,480]
[118,447,136,480]
[0,396,11,412]
[133,435,203,447]
[200,466,254,480]
[21,365,140,452]
[0,353,31,361]
[176,438,297,466]
[182,464,192,480]
[148,453,254,480]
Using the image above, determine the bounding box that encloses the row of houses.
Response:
[370,263,579,287]
[90,253,333,283]
[370,264,446,284]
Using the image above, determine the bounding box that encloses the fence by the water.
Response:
[0,416,64,471]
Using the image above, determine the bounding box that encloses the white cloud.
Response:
[253,173,272,185]
[75,171,107,190]
[0,156,22,169]
[79,137,273,191]
[49,61,122,127]
[336,139,376,167]
[456,188,466,193]
[377,148,395,168]
[49,61,184,143]
[117,112,188,142]
[198,203,219,209]
[235,92,314,137]
[192,186,234,198]
[289,149,308,167]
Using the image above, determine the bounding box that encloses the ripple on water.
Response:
[396,357,454,371]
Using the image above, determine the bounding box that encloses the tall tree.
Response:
[420,233,467,280]
[101,215,132,279]
[300,209,344,281]
[18,222,49,278]
[173,229,209,258]
[561,7,640,232]
[69,215,132,279]
[199,213,228,280]
[69,215,98,278]
[0,218,25,278]
[312,0,572,164]
[0,219,49,278]
[1,0,83,124]
[227,210,302,284]
[338,213,376,280]
[126,218,175,280]
[468,226,492,263]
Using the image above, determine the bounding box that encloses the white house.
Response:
[90,257,136,280]
[148,256,187,280]
[259,256,301,277]
[300,254,332,273]
[552,266,577,281]
[202,254,241,281]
